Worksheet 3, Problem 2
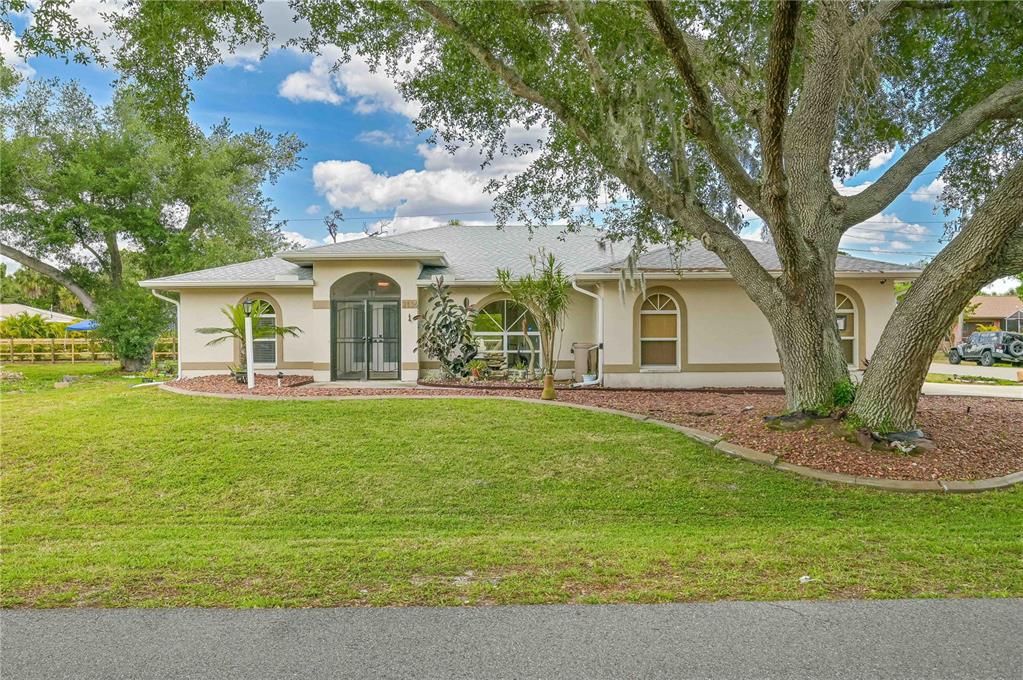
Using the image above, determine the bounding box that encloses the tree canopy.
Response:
[0,74,304,311]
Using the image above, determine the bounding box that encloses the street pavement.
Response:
[3,599,1021,679]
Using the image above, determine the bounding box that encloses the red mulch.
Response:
[171,374,1022,482]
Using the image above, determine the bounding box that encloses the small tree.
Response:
[497,250,572,400]
[196,301,301,369]
[414,277,478,378]
[97,286,170,372]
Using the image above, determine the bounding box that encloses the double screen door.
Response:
[332,299,400,380]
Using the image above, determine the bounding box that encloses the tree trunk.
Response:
[851,161,1023,432]
[768,297,850,413]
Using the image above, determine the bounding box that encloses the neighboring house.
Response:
[139,225,919,388]
[956,295,1023,338]
[0,303,79,324]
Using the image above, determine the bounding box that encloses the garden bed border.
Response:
[158,383,1022,494]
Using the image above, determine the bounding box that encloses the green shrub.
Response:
[96,287,171,372]
[832,377,857,408]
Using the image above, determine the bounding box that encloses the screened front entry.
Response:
[331,273,401,380]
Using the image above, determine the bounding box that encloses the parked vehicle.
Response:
[949,331,1023,366]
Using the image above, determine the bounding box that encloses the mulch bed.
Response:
[172,374,1021,482]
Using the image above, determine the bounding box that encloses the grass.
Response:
[925,372,1020,386]
[2,363,1021,608]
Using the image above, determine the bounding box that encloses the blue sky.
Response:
[3,3,1016,291]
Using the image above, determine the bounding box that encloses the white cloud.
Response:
[304,204,321,215]
[910,177,946,203]
[278,45,422,118]
[841,213,930,256]
[311,121,545,234]
[278,55,342,104]
[868,149,894,170]
[983,276,1020,295]
[0,29,35,78]
[356,130,399,146]
[280,230,319,248]
[833,179,873,196]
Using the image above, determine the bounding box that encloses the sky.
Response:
[3,1,1018,293]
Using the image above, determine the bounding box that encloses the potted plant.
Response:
[508,359,528,381]
[466,358,489,381]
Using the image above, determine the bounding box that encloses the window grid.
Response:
[640,293,680,369]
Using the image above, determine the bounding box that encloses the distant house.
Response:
[140,224,920,387]
[958,295,1023,337]
[0,303,79,324]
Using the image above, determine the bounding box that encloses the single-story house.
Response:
[0,303,79,324]
[957,295,1023,337]
[139,224,919,388]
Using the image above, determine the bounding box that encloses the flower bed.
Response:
[171,375,1021,482]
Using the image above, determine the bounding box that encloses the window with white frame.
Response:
[249,299,278,367]
[640,293,680,368]
[835,293,858,368]
[472,300,541,369]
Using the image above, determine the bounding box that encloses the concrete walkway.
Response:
[3,599,1020,679]
[921,382,1023,399]
[928,361,1022,381]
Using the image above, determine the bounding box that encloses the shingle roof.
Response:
[393,225,623,281]
[282,236,444,259]
[967,295,1023,320]
[139,257,312,287]
[588,238,921,275]
[141,225,921,287]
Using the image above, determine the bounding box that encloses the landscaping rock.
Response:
[53,381,69,389]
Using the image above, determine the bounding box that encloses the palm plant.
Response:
[497,249,572,400]
[196,301,301,368]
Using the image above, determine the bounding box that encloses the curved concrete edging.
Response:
[157,383,1022,494]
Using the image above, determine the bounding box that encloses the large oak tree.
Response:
[9,0,1022,431]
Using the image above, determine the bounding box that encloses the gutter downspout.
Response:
[150,289,182,381]
[571,279,603,386]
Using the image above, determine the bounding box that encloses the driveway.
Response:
[929,361,1021,380]
[3,599,1021,680]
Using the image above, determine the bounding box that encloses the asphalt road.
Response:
[3,599,1020,679]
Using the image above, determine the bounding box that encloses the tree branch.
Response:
[843,79,1023,227]
[414,0,780,305]
[1,243,97,313]
[558,2,610,100]
[644,0,764,218]
[759,0,802,269]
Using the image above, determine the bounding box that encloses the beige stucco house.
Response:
[140,224,919,387]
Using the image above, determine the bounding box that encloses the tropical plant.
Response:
[497,250,572,400]
[0,312,55,339]
[465,358,489,380]
[414,277,478,378]
[196,301,301,368]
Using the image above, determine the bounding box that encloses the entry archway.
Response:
[330,272,401,380]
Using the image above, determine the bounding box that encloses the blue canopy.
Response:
[66,319,99,331]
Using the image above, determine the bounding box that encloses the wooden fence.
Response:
[0,336,177,364]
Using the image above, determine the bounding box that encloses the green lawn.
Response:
[2,363,1020,608]
[925,372,1020,386]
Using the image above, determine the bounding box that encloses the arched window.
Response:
[473,300,541,369]
[245,297,279,368]
[835,293,858,368]
[640,293,680,368]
